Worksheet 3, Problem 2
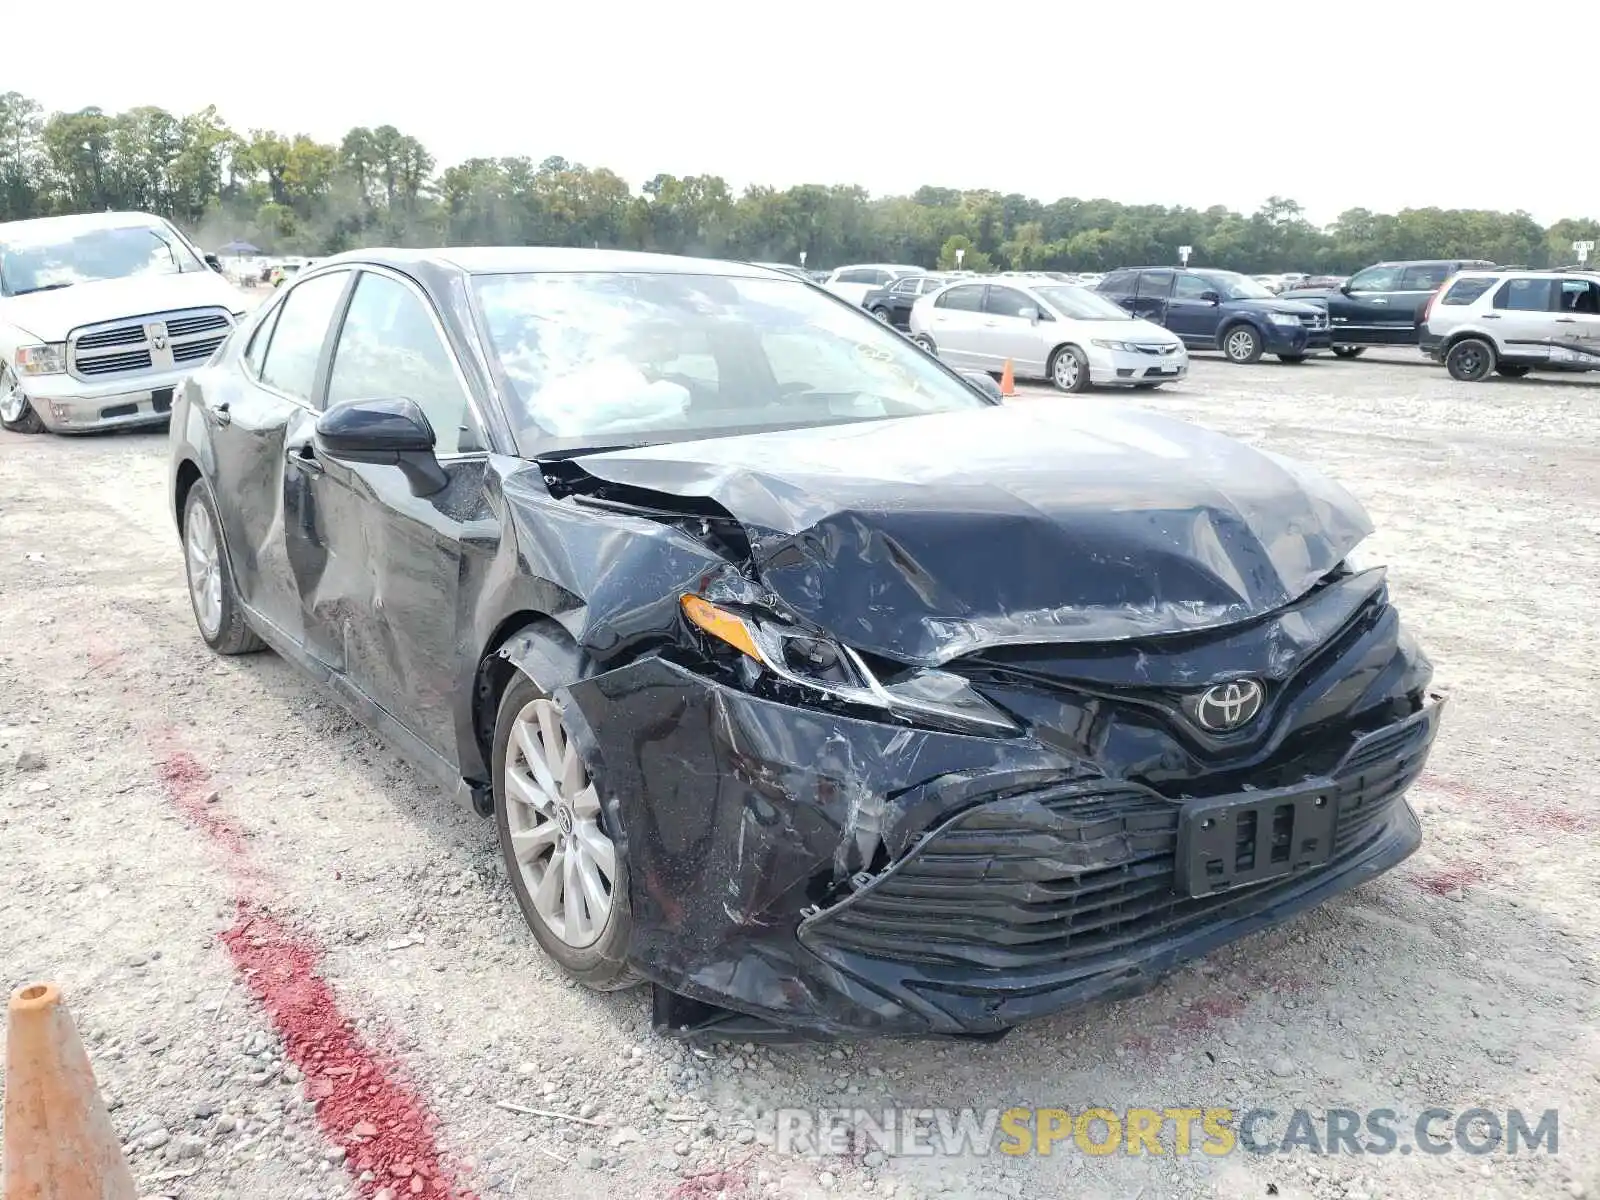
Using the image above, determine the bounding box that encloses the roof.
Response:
[319,246,788,279]
[0,210,171,238]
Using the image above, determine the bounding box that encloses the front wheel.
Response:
[1495,363,1532,378]
[494,672,637,991]
[1445,337,1496,382]
[1222,325,1264,364]
[871,306,892,323]
[1049,345,1090,393]
[1331,345,1366,359]
[1278,353,1309,364]
[182,483,265,655]
[0,369,46,434]
[911,333,937,355]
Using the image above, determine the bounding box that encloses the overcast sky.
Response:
[12,0,1591,226]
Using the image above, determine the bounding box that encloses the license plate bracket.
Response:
[1176,785,1337,898]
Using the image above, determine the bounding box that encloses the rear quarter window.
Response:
[1440,277,1497,306]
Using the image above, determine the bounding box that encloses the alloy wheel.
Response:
[1226,329,1257,361]
[1054,354,1080,389]
[185,500,224,639]
[872,307,891,323]
[503,698,616,949]
[0,376,24,422]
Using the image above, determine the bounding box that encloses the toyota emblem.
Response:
[1188,679,1265,732]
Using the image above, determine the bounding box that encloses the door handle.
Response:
[1483,314,1501,320]
[1556,317,1577,324]
[285,442,323,475]
[1369,298,1389,304]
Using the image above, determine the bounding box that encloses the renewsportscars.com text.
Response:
[774,1106,1559,1158]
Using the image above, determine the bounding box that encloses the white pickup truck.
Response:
[1,211,250,434]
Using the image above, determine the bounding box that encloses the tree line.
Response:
[3,91,1596,275]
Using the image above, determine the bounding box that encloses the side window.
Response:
[1172,274,1214,300]
[936,284,985,312]
[1137,271,1174,300]
[243,302,283,377]
[1493,278,1554,312]
[1099,270,1137,296]
[891,277,920,295]
[1558,279,1600,314]
[327,272,483,455]
[837,268,874,284]
[1399,263,1452,290]
[983,286,1035,318]
[258,271,349,403]
[1440,277,1497,306]
[1347,265,1401,292]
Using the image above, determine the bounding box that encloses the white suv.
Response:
[821,263,924,307]
[1419,269,1600,382]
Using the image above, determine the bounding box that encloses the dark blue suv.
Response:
[1097,268,1332,363]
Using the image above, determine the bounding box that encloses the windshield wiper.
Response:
[12,282,74,296]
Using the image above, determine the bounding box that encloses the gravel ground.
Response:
[1,349,1597,1200]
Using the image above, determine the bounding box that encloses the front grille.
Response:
[68,307,233,381]
[79,349,154,376]
[1299,312,1329,330]
[1131,343,1180,356]
[808,711,1434,972]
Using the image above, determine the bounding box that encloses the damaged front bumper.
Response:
[564,648,1443,1041]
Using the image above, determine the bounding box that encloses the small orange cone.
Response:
[4,983,138,1200]
[999,359,1016,397]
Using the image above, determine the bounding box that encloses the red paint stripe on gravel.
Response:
[222,903,475,1199]
[156,750,249,858]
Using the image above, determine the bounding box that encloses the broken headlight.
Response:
[680,595,1018,736]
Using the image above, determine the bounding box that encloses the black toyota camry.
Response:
[169,248,1442,1040]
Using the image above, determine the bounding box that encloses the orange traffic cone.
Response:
[999,359,1016,397]
[3,983,137,1200]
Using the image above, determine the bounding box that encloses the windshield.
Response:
[0,222,204,296]
[1203,272,1275,300]
[1033,286,1133,321]
[472,271,991,452]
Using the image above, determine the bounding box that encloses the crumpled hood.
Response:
[0,271,246,341]
[574,402,1372,665]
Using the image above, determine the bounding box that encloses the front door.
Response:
[207,268,354,659]
[1394,263,1456,337]
[977,285,1049,375]
[1333,264,1405,344]
[923,283,988,367]
[1166,273,1224,345]
[307,267,490,757]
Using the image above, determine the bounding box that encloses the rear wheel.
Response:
[494,672,637,991]
[1445,337,1495,382]
[1331,345,1366,359]
[1049,345,1090,393]
[0,368,45,434]
[1278,353,1309,364]
[1495,363,1531,378]
[1222,325,1263,364]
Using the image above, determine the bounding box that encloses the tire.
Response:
[1278,354,1309,364]
[1331,346,1366,359]
[1221,324,1264,364]
[871,306,892,323]
[1048,345,1090,393]
[0,368,46,434]
[1495,363,1531,379]
[911,333,937,355]
[181,482,265,655]
[1445,337,1496,382]
[493,671,637,991]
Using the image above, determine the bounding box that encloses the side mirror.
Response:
[1199,290,1221,304]
[1017,305,1040,323]
[204,253,223,273]
[960,370,1004,402]
[315,398,448,497]
[1338,282,1353,295]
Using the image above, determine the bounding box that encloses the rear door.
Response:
[923,283,988,366]
[1166,273,1223,344]
[1097,270,1139,315]
[886,276,923,326]
[207,268,354,658]
[1395,262,1457,334]
[1130,270,1174,326]
[1553,277,1600,365]
[309,267,494,757]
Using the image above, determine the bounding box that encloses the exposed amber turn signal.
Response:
[680,595,765,663]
